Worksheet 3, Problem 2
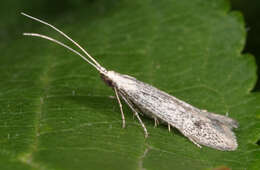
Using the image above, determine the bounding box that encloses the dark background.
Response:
[231,0,260,91]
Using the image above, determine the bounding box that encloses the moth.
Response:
[21,12,239,151]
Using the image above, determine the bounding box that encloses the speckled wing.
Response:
[113,72,238,151]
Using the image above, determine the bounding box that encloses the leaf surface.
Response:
[0,0,260,170]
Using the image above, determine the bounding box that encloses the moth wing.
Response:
[201,111,239,129]
[109,72,238,150]
[179,111,238,151]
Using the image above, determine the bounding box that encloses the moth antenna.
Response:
[23,33,102,72]
[21,12,104,71]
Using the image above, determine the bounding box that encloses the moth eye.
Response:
[100,74,114,87]
[106,79,113,87]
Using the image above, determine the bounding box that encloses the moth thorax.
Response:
[101,70,137,91]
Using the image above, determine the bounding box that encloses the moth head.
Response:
[100,71,117,87]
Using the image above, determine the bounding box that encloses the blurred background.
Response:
[231,0,260,90]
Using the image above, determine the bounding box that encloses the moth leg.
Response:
[113,87,126,128]
[168,124,171,132]
[188,137,202,148]
[225,112,229,116]
[119,93,149,138]
[154,117,159,128]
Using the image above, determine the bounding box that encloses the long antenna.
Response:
[21,12,104,70]
[23,33,101,72]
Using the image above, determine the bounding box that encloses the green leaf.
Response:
[1,0,260,170]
